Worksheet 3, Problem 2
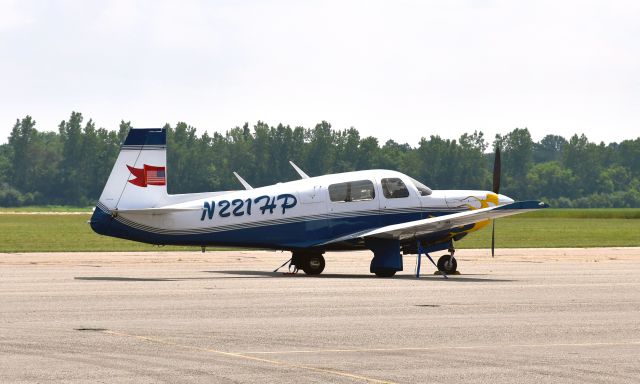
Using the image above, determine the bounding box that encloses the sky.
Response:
[1,0,639,146]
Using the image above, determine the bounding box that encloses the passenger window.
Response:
[381,178,410,198]
[329,182,348,202]
[329,180,375,202]
[350,180,376,201]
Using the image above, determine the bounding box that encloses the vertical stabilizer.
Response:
[97,128,168,211]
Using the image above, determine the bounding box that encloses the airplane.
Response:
[90,127,548,277]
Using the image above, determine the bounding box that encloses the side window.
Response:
[329,182,348,202]
[350,180,376,201]
[328,180,375,202]
[381,178,410,199]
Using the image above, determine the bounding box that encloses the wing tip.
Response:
[497,200,549,210]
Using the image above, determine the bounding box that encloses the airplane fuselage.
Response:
[91,169,512,251]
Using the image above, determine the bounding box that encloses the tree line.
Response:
[1,112,639,208]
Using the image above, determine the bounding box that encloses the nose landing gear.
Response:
[416,242,458,278]
[437,254,457,274]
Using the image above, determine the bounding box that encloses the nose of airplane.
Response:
[498,194,514,205]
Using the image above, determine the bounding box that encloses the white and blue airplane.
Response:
[90,128,548,277]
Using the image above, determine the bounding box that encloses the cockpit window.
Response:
[381,178,410,199]
[329,180,375,202]
[409,177,432,196]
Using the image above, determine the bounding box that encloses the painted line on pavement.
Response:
[103,329,396,384]
[238,340,640,355]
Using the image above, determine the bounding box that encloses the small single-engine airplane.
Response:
[90,128,548,277]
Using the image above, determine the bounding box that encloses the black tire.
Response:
[301,254,325,275]
[374,269,396,278]
[437,255,457,273]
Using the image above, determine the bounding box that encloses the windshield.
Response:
[381,178,410,199]
[409,177,432,196]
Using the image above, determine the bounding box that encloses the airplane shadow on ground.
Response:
[75,276,176,282]
[74,272,514,283]
[207,270,515,282]
[74,276,218,282]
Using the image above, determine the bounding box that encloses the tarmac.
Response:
[1,248,639,383]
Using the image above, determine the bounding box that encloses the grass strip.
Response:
[1,210,639,252]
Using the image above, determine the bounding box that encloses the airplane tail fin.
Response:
[96,128,168,211]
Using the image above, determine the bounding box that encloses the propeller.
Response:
[491,146,501,257]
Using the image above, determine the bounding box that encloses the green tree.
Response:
[0,144,10,185]
[357,136,380,170]
[533,134,567,163]
[526,161,577,200]
[306,121,335,176]
[221,123,255,190]
[379,140,411,172]
[31,131,62,201]
[8,116,37,191]
[166,122,214,193]
[562,134,602,195]
[495,128,534,197]
[598,165,632,194]
[618,138,640,178]
[458,131,490,189]
[416,136,458,188]
[252,121,273,185]
[58,112,85,203]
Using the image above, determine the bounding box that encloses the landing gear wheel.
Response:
[301,254,325,275]
[374,269,396,278]
[437,254,457,273]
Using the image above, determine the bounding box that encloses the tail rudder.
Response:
[97,127,168,211]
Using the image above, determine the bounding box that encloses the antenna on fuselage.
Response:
[289,161,309,179]
[233,172,253,190]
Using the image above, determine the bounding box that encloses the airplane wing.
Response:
[320,200,548,244]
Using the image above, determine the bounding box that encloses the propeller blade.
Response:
[491,220,496,257]
[491,146,500,257]
[493,146,501,194]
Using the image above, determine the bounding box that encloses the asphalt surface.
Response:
[1,248,639,383]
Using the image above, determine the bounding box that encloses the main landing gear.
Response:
[374,269,396,278]
[367,238,403,278]
[290,252,326,275]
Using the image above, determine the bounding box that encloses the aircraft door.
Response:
[327,179,380,237]
[297,184,330,241]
